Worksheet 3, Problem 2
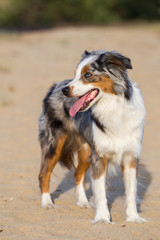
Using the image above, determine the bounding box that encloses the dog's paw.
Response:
[42,202,56,209]
[126,214,147,223]
[77,201,93,209]
[91,217,113,224]
[41,193,56,209]
[91,212,112,224]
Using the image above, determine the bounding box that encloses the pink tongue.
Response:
[69,90,97,117]
[69,94,88,117]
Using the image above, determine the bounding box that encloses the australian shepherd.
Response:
[38,50,146,223]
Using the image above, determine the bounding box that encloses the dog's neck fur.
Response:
[92,92,124,131]
[92,84,144,129]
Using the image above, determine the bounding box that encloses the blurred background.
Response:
[0,0,159,29]
[0,1,160,239]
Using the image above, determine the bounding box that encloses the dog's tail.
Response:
[60,135,88,170]
[59,135,78,170]
[39,131,76,171]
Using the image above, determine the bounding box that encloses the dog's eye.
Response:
[84,72,92,79]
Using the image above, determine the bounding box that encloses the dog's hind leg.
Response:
[39,134,67,209]
[75,143,91,208]
[122,153,147,223]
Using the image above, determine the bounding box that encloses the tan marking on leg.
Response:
[39,135,67,193]
[121,164,125,173]
[122,155,139,176]
[92,155,109,180]
[130,157,139,177]
[75,144,91,186]
[129,158,137,168]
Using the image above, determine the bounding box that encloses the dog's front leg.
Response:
[91,154,111,224]
[122,153,147,223]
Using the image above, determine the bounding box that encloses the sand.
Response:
[0,24,160,240]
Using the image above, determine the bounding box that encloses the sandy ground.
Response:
[0,24,160,240]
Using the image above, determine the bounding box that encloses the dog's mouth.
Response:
[69,89,99,117]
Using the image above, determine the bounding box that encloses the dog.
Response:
[38,50,146,223]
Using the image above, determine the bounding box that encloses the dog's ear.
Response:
[82,50,91,59]
[114,52,132,69]
[108,52,132,70]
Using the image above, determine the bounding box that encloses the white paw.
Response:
[92,217,113,224]
[92,212,112,224]
[77,201,93,209]
[126,214,147,223]
[41,193,56,209]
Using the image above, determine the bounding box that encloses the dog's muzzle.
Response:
[62,86,70,96]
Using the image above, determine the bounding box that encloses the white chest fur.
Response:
[92,85,145,165]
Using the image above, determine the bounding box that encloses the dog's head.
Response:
[62,50,133,117]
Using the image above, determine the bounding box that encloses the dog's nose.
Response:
[62,86,70,96]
